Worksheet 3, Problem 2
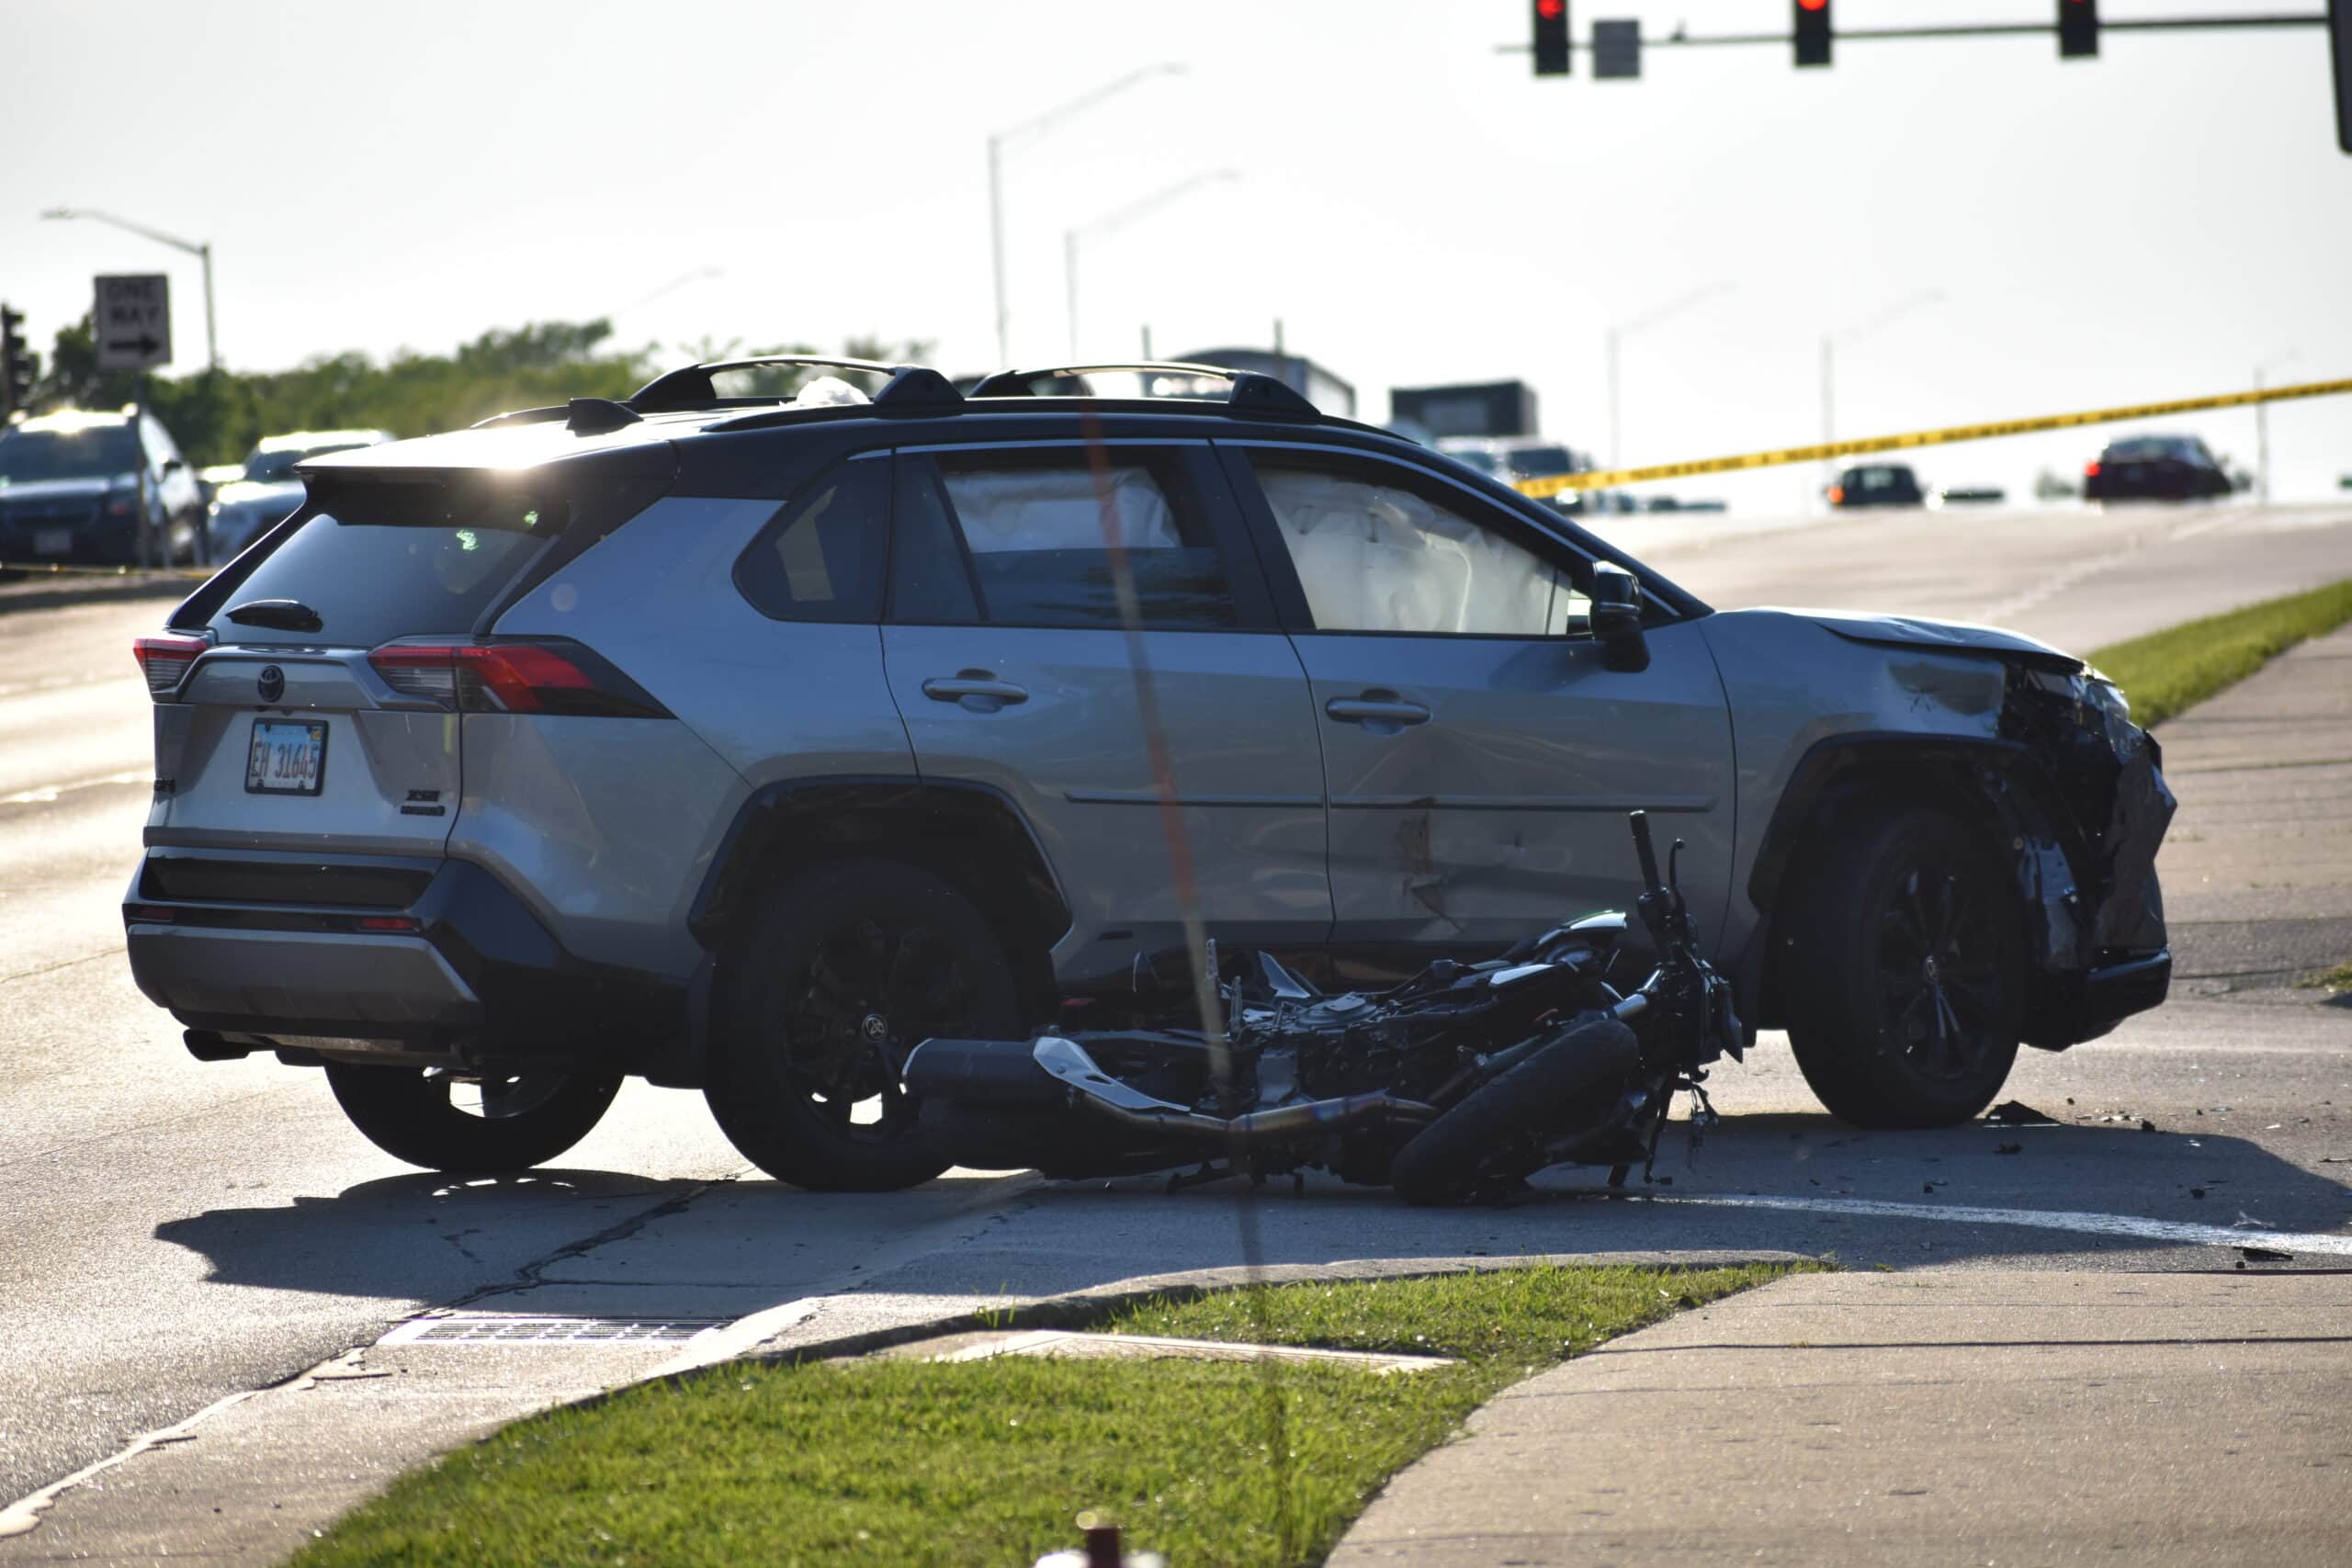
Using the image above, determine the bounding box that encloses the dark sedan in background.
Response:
[2084,434,2234,502]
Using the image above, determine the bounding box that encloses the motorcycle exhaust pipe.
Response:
[1031,1034,1435,1145]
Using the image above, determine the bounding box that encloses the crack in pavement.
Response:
[441,1179,734,1311]
[0,950,117,989]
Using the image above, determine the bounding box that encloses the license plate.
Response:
[32,528,71,555]
[246,720,328,795]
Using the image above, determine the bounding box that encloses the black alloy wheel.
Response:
[707,859,1019,1191]
[1784,807,2024,1128]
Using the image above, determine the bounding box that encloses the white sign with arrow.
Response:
[95,273,172,372]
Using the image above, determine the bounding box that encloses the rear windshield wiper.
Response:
[223,598,323,633]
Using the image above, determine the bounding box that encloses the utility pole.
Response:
[1607,281,1735,468]
[2255,350,2301,503]
[1064,170,1236,356]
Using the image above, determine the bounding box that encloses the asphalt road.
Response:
[4,499,2348,1513]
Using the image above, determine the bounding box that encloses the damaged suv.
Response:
[121,357,2172,1189]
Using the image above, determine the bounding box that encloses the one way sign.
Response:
[96,274,172,372]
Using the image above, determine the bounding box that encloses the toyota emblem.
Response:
[257,665,285,704]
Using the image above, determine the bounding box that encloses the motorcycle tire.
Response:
[1389,1014,1641,1205]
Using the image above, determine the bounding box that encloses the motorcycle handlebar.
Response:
[1628,810,1664,895]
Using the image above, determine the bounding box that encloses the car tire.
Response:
[1782,806,2023,1129]
[323,1062,620,1172]
[707,859,1020,1192]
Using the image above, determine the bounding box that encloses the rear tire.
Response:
[324,1062,619,1172]
[1782,806,2023,1129]
[1390,1016,1640,1205]
[707,859,1020,1192]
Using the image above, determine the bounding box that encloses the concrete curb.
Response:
[0,570,204,616]
[657,1248,1820,1382]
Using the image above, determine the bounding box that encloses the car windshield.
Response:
[2107,437,2197,462]
[0,426,141,485]
[243,442,372,482]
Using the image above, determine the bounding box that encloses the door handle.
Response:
[922,672,1029,707]
[1325,695,1430,726]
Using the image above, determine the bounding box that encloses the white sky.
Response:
[6,0,2348,507]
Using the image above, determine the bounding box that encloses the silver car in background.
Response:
[203,429,393,560]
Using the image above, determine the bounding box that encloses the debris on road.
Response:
[2238,1247,2294,1263]
[1986,1100,2058,1126]
[1995,1143,2024,1156]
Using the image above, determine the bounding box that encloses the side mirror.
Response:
[162,457,186,475]
[1589,565,1649,673]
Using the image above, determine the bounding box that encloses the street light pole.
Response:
[986,63,1185,367]
[1605,281,1735,468]
[2254,349,2300,505]
[41,207,219,370]
[1819,288,1945,509]
[1064,170,1238,357]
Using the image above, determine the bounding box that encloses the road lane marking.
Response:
[0,770,147,805]
[1638,1191,2352,1256]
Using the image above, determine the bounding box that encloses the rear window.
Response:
[0,425,141,484]
[199,479,556,648]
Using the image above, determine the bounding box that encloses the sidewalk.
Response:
[1331,625,2352,1567]
[1329,1269,2351,1565]
[2150,621,2352,991]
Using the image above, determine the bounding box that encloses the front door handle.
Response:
[1325,694,1431,726]
[922,671,1029,710]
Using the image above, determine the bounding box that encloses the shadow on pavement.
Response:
[152,1113,2352,1314]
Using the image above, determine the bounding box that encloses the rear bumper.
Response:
[125,853,697,1080]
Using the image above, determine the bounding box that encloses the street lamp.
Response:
[2254,349,2299,505]
[988,63,1185,366]
[1606,281,1736,468]
[613,266,723,320]
[1065,171,1238,356]
[1820,288,1945,446]
[41,207,219,370]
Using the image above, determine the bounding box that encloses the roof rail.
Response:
[967,361,1320,418]
[470,405,572,430]
[629,355,961,414]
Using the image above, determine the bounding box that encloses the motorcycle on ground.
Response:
[905,811,1744,1203]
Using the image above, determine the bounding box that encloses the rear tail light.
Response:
[2085,461,2102,479]
[1826,485,1845,505]
[367,639,670,718]
[132,634,209,698]
[356,915,423,933]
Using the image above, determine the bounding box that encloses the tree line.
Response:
[20,316,927,468]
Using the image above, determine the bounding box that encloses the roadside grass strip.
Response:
[2087,576,2352,728]
[293,1261,1799,1568]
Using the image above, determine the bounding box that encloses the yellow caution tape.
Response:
[1515,375,2352,498]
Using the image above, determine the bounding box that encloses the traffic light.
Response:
[1794,0,1831,68]
[2332,0,2349,154]
[1533,0,1570,76]
[2059,0,2099,59]
[0,306,32,419]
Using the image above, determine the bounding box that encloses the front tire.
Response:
[706,860,1020,1192]
[1782,806,2023,1128]
[1390,1016,1641,1204]
[324,1062,619,1172]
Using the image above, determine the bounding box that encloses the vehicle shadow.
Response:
[153,1114,2349,1314]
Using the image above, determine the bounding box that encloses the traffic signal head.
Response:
[1533,0,1570,76]
[0,306,31,419]
[1794,0,1831,69]
[2059,0,2099,59]
[2332,0,2349,154]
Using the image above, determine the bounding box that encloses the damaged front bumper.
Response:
[2002,664,2177,1046]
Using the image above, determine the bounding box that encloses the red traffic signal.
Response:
[1794,0,1831,69]
[2059,0,2099,59]
[1533,0,1570,76]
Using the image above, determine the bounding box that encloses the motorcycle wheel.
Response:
[1390,1015,1641,1205]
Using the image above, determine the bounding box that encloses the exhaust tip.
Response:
[183,1029,251,1063]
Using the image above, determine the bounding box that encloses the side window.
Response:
[733,459,889,623]
[888,459,982,625]
[898,450,1237,630]
[1250,457,1588,637]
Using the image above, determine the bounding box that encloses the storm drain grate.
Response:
[379,1315,727,1347]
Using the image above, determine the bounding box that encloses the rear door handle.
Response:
[922,672,1029,708]
[1324,695,1430,726]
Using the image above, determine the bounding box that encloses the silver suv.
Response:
[123,357,2174,1190]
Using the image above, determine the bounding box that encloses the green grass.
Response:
[2086,577,2352,728]
[2297,960,2352,992]
[294,1262,1801,1568]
